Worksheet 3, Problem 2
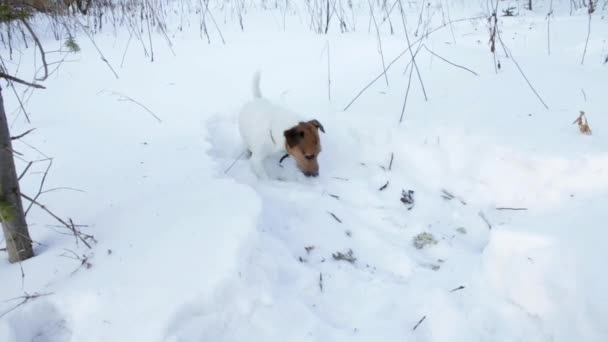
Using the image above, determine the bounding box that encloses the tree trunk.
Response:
[0,86,34,263]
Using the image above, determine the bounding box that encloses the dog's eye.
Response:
[305,154,315,160]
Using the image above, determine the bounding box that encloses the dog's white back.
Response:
[238,72,302,178]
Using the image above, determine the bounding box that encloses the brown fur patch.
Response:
[283,120,325,177]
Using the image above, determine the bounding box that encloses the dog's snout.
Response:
[304,171,319,177]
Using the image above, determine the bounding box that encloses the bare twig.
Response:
[495,207,528,211]
[319,272,323,292]
[19,19,48,82]
[24,158,52,216]
[379,181,389,191]
[344,16,484,111]
[0,292,53,319]
[0,73,45,89]
[397,0,428,101]
[497,34,549,109]
[102,91,162,123]
[11,128,35,140]
[478,211,492,229]
[388,152,394,171]
[328,211,342,223]
[20,193,94,249]
[17,161,33,181]
[75,18,119,79]
[441,189,467,205]
[547,0,554,55]
[581,4,593,65]
[412,315,426,331]
[368,0,389,86]
[60,249,92,275]
[422,45,479,76]
[399,59,415,123]
[450,285,466,292]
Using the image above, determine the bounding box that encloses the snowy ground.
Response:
[1,1,607,341]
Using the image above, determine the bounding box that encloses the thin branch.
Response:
[328,211,342,223]
[478,211,492,230]
[344,16,484,111]
[450,285,465,292]
[24,158,53,216]
[397,0,428,101]
[422,45,479,76]
[412,315,426,331]
[0,292,53,319]
[102,91,162,123]
[11,128,36,140]
[19,19,48,82]
[368,0,389,86]
[0,73,45,89]
[581,5,592,65]
[17,161,33,181]
[497,34,549,109]
[75,18,119,79]
[20,193,93,249]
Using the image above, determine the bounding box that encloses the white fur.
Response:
[238,72,302,179]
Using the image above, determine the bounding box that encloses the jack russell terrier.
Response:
[238,72,325,179]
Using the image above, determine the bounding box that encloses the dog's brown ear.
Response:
[284,127,302,147]
[308,119,325,133]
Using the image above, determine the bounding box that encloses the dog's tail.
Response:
[252,70,262,98]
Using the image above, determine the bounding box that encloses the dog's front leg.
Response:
[250,154,269,179]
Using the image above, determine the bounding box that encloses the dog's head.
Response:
[284,119,325,177]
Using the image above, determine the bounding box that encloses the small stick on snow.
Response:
[581,88,587,102]
[450,285,466,292]
[441,189,467,205]
[319,272,323,292]
[388,152,394,171]
[412,315,426,331]
[495,207,528,211]
[478,211,492,230]
[379,181,389,191]
[328,212,342,223]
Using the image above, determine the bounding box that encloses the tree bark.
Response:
[0,86,34,263]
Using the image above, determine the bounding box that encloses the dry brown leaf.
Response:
[573,111,592,135]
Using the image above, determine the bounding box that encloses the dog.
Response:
[238,72,325,179]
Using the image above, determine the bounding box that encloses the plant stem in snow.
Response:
[397,0,428,101]
[368,0,389,86]
[422,44,479,76]
[581,4,593,65]
[343,15,485,111]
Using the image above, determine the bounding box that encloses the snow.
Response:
[1,1,608,341]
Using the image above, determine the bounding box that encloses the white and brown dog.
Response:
[238,72,325,179]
